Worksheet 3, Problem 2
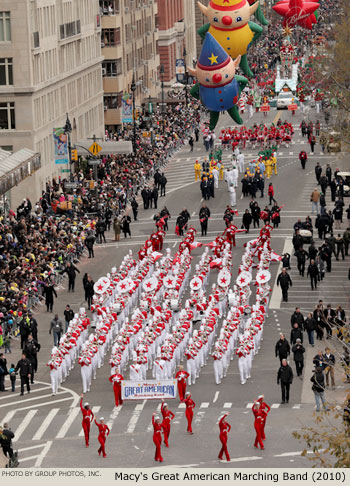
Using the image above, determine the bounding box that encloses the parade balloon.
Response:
[273,0,319,30]
[188,33,248,130]
[197,0,264,77]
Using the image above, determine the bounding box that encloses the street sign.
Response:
[260,105,270,112]
[88,160,100,166]
[65,182,78,189]
[60,169,70,173]
[148,102,153,114]
[89,142,102,156]
[288,104,298,110]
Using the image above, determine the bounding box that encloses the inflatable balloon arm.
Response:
[197,23,210,41]
[190,83,200,100]
[253,2,269,26]
[249,21,263,43]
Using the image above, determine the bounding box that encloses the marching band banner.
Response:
[121,380,177,400]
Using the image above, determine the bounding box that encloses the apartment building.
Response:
[0,0,104,207]
[100,0,160,131]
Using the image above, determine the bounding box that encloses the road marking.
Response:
[293,404,301,409]
[126,401,146,433]
[32,408,59,440]
[18,444,46,452]
[106,405,123,431]
[9,397,72,412]
[223,402,232,408]
[200,402,209,408]
[246,402,254,408]
[172,241,177,248]
[273,111,282,125]
[1,410,16,424]
[0,390,69,408]
[213,391,219,403]
[0,385,51,401]
[271,403,280,408]
[178,402,186,409]
[229,456,263,463]
[57,407,80,439]
[14,409,37,440]
[34,440,53,467]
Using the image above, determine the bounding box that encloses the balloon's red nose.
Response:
[213,73,222,83]
[222,16,232,25]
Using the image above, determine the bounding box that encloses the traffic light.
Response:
[71,149,78,162]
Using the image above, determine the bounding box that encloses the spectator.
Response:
[275,333,290,364]
[63,262,80,292]
[64,304,74,332]
[277,359,293,404]
[23,333,40,384]
[304,313,316,346]
[85,231,96,258]
[311,367,329,412]
[292,339,305,378]
[15,352,32,395]
[0,353,8,392]
[121,215,131,238]
[323,347,336,389]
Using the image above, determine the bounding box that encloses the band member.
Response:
[175,365,189,401]
[161,399,175,447]
[218,413,231,461]
[95,417,110,458]
[257,394,270,440]
[252,401,264,450]
[80,394,94,447]
[183,392,195,434]
[109,368,124,407]
[152,413,164,462]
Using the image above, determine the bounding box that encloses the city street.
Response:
[1,104,349,468]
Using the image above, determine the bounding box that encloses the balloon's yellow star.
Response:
[208,53,219,65]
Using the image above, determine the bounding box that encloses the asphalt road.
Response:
[1,103,349,469]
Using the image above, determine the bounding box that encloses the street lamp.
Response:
[131,73,137,153]
[64,113,73,181]
[183,46,189,107]
[160,64,165,134]
[148,94,154,145]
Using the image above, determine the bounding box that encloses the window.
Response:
[102,59,122,77]
[33,32,40,48]
[99,1,120,15]
[0,145,12,151]
[0,58,13,85]
[104,92,122,109]
[0,12,11,42]
[102,28,120,46]
[0,102,15,129]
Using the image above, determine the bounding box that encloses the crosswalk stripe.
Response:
[271,403,280,408]
[1,410,16,424]
[77,406,100,436]
[32,408,59,440]
[200,402,209,408]
[178,403,186,409]
[223,402,232,408]
[56,407,80,439]
[0,385,51,401]
[14,409,37,440]
[246,402,254,408]
[0,390,69,409]
[106,405,122,431]
[126,401,146,434]
[11,397,72,412]
[293,404,301,409]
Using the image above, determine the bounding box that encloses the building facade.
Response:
[100,0,160,131]
[0,0,104,208]
[183,0,197,69]
[156,0,185,85]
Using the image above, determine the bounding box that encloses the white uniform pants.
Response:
[214,359,223,384]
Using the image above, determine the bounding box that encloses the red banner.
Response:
[288,104,298,111]
[260,105,270,112]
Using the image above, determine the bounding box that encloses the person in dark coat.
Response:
[15,353,32,395]
[292,339,305,377]
[23,334,40,384]
[0,353,8,392]
[277,359,293,404]
[311,367,329,412]
[276,268,292,302]
[329,179,337,202]
[290,322,303,345]
[303,313,316,346]
[84,275,95,310]
[290,308,305,329]
[160,174,167,197]
[85,232,95,258]
[152,186,159,209]
[199,204,210,236]
[63,261,80,292]
[275,333,290,363]
[44,281,57,313]
[131,198,138,221]
[95,217,106,244]
[64,304,74,332]
[0,423,14,458]
[251,202,260,228]
[121,215,131,238]
[141,188,149,209]
[200,177,210,200]
[315,163,322,184]
[160,207,170,231]
[154,170,161,190]
[292,230,303,252]
[295,247,308,277]
[307,259,319,290]
[242,209,252,233]
[19,316,32,349]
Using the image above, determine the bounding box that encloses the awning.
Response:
[76,140,133,156]
[0,148,41,195]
